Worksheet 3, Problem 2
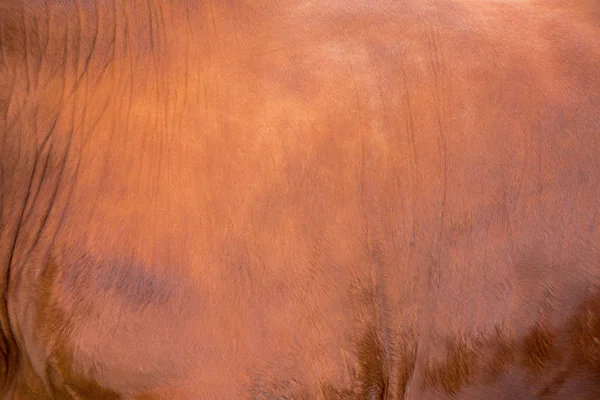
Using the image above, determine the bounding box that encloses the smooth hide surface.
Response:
[1,0,600,398]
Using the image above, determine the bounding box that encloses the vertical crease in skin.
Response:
[400,66,422,400]
[22,140,52,227]
[78,67,89,148]
[26,131,71,256]
[63,8,70,95]
[2,112,39,391]
[147,0,155,55]
[74,1,94,86]
[21,6,29,95]
[427,22,447,245]
[43,153,82,284]
[93,1,115,89]
[401,69,416,248]
[39,2,51,91]
[122,0,129,59]
[28,10,40,92]
[158,1,169,195]
[0,165,6,389]
[209,0,217,38]
[125,1,135,188]
[68,1,80,92]
[0,22,5,64]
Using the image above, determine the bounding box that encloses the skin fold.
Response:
[1,0,599,398]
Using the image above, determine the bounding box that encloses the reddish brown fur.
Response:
[1,0,600,398]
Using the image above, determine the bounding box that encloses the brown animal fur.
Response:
[1,0,599,398]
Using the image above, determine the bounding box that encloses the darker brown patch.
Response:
[396,343,417,398]
[522,323,559,373]
[420,295,600,398]
[569,295,600,372]
[533,295,600,397]
[357,329,388,400]
[58,252,182,310]
[322,384,354,400]
[249,355,311,400]
[47,363,121,400]
[424,340,477,394]
[321,328,388,400]
[483,337,515,383]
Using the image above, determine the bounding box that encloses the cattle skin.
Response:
[1,0,600,399]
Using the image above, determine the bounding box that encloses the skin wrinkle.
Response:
[426,21,448,246]
[21,7,30,95]
[21,138,52,228]
[1,0,600,398]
